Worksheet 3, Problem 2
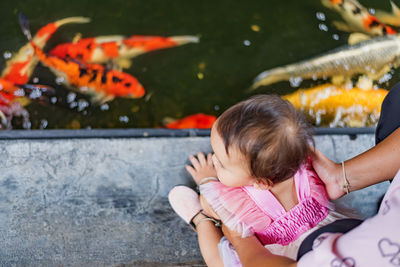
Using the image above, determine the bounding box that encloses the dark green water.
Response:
[0,0,397,129]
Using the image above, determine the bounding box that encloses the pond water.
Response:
[0,0,397,129]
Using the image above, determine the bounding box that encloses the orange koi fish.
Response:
[19,14,145,104]
[283,83,388,127]
[49,34,199,67]
[322,0,396,36]
[164,113,216,129]
[2,16,90,84]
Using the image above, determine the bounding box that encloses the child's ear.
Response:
[252,178,273,190]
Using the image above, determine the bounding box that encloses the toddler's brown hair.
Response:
[216,94,314,184]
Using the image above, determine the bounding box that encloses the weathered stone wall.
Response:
[0,134,388,266]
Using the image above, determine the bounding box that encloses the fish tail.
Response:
[169,35,200,45]
[54,17,91,27]
[251,68,287,90]
[18,13,32,41]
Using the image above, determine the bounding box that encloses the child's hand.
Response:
[186,152,217,185]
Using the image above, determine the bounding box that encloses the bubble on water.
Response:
[316,12,326,21]
[100,104,109,111]
[214,105,220,111]
[318,23,328,32]
[50,97,57,104]
[368,8,375,14]
[243,40,251,46]
[69,101,78,109]
[332,34,339,40]
[3,51,12,59]
[77,99,89,112]
[378,73,392,84]
[29,89,42,99]
[67,92,77,103]
[289,77,303,87]
[55,77,65,85]
[14,88,25,97]
[40,119,48,129]
[32,77,39,83]
[23,120,32,129]
[119,115,129,123]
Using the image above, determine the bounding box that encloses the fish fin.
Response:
[116,58,132,69]
[332,21,358,33]
[367,65,391,81]
[0,110,6,126]
[162,117,175,125]
[391,0,400,17]
[18,13,32,40]
[106,60,122,71]
[347,33,371,45]
[356,75,373,90]
[14,96,31,107]
[375,1,400,26]
[72,33,82,44]
[91,93,114,104]
[144,91,153,102]
[251,68,286,90]
[331,75,346,85]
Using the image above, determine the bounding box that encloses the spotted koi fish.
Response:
[283,83,388,127]
[19,14,145,104]
[2,16,90,85]
[321,0,396,36]
[164,113,216,129]
[49,34,199,68]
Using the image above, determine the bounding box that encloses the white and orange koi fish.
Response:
[49,34,199,68]
[19,14,145,104]
[322,0,396,36]
[1,16,90,84]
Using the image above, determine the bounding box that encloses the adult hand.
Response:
[312,148,344,200]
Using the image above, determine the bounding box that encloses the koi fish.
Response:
[164,113,216,129]
[283,83,388,127]
[0,78,53,104]
[0,78,54,128]
[49,34,199,68]
[2,16,90,84]
[252,34,400,89]
[19,14,145,104]
[375,1,400,27]
[321,0,396,36]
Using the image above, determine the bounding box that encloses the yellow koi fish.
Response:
[283,84,388,127]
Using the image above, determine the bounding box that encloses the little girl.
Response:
[169,95,346,266]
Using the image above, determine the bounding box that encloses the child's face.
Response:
[210,124,255,187]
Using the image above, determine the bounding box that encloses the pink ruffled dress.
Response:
[200,162,346,265]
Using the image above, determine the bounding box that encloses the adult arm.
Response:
[222,225,297,267]
[313,127,400,200]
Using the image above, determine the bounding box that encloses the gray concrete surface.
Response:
[0,134,389,266]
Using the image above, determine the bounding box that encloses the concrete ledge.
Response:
[0,133,388,266]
